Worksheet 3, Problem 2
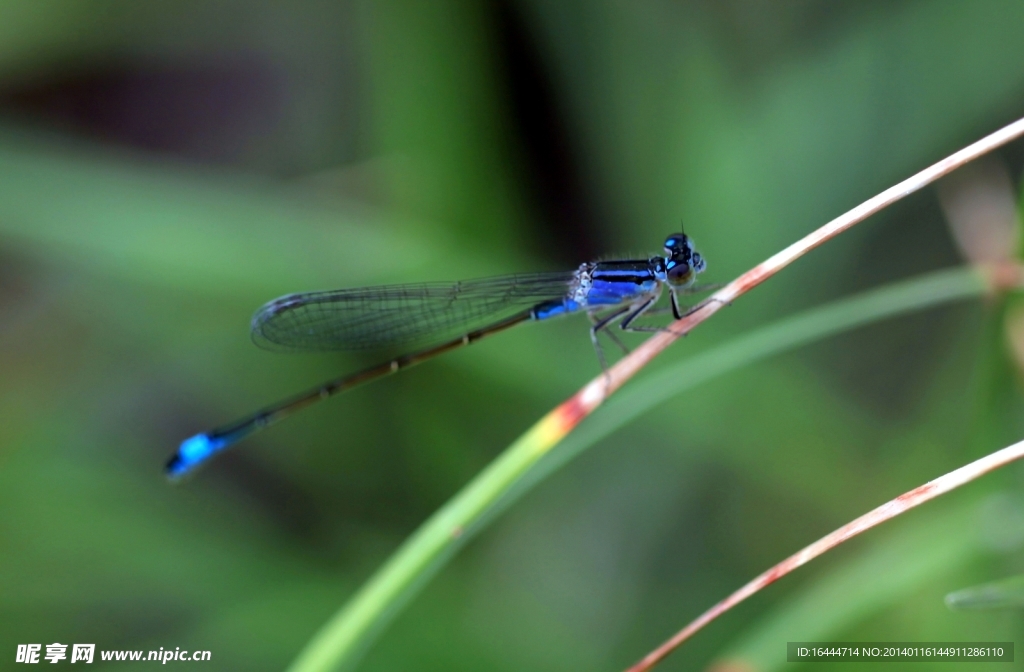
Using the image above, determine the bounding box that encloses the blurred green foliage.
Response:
[947,571,1024,612]
[2,2,1024,671]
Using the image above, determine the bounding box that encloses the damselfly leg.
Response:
[588,307,632,369]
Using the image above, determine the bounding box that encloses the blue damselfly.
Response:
[167,232,707,477]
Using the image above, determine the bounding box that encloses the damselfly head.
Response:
[663,233,706,287]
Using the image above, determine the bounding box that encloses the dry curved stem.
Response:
[571,116,1024,420]
[626,437,1024,672]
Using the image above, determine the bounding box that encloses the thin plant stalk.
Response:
[288,116,1024,672]
[626,437,1024,672]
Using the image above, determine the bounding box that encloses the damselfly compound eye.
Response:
[667,261,693,285]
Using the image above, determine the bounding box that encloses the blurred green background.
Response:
[3,1,1024,670]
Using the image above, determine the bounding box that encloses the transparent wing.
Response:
[251,272,576,351]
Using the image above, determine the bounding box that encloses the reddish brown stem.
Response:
[624,436,1024,671]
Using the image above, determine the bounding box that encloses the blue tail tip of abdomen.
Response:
[166,433,227,480]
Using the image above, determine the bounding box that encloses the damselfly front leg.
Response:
[619,282,725,324]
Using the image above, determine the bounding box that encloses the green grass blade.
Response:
[288,265,990,672]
